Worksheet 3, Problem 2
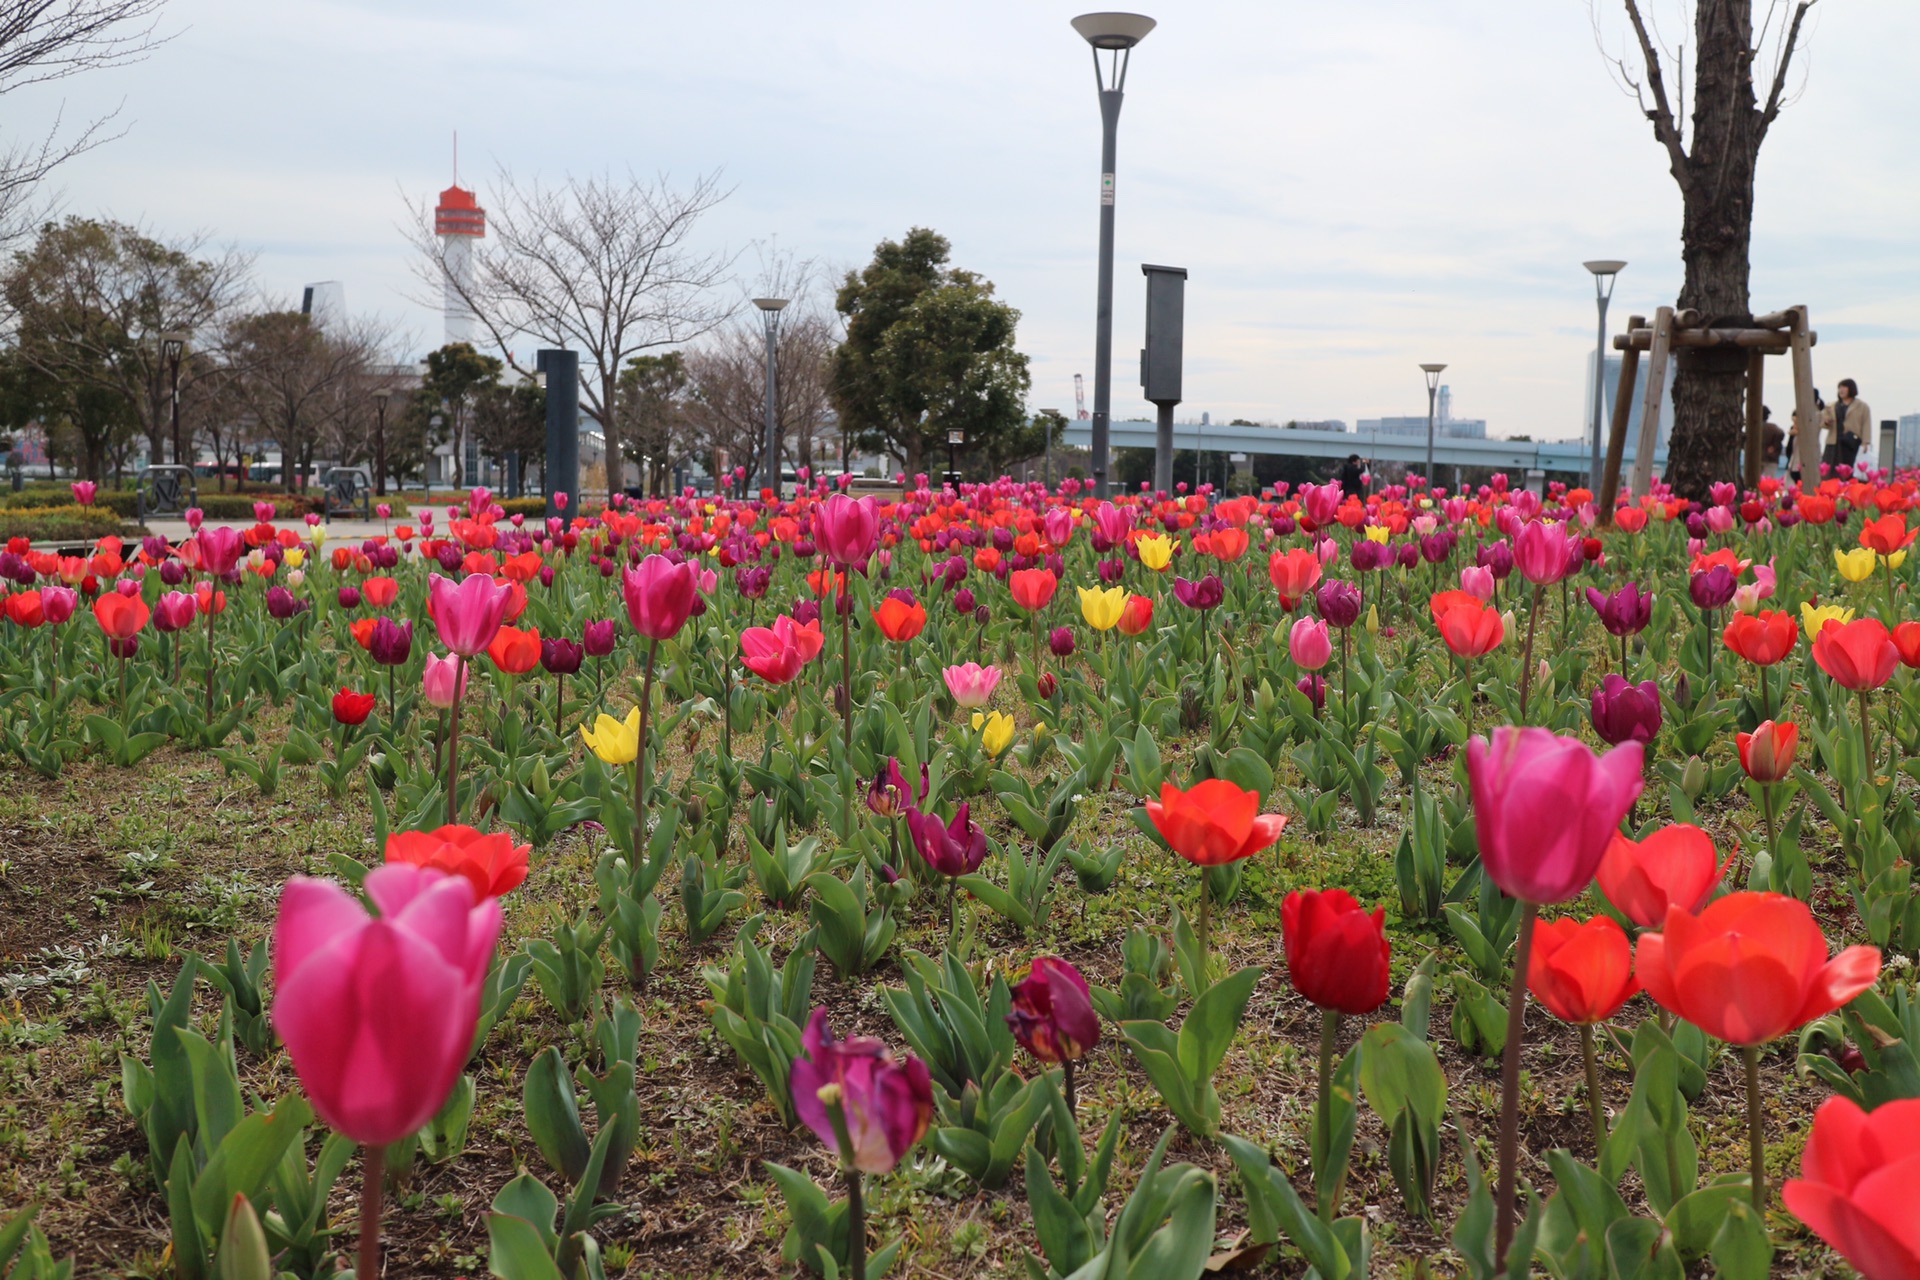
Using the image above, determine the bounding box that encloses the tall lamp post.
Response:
[1072,11,1156,499]
[754,297,789,498]
[1582,260,1626,490]
[947,428,965,489]
[372,386,392,497]
[160,332,187,465]
[1420,363,1448,493]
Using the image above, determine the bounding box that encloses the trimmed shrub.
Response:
[0,504,131,544]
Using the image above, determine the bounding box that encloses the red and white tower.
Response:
[434,182,485,346]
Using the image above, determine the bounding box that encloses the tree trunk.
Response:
[599,366,622,501]
[1662,1,1760,501]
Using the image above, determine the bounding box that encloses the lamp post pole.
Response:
[372,387,391,497]
[754,298,789,498]
[161,332,186,466]
[1073,12,1156,499]
[1421,363,1448,493]
[1583,260,1626,491]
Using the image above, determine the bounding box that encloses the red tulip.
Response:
[1595,823,1731,928]
[1431,590,1505,658]
[1268,547,1323,608]
[1008,568,1058,612]
[1859,513,1916,557]
[1006,957,1099,1063]
[1116,593,1154,635]
[1722,609,1798,665]
[1527,915,1639,1024]
[91,591,149,640]
[363,576,399,608]
[5,590,43,628]
[1892,620,1920,669]
[1784,1095,1920,1280]
[1813,618,1899,691]
[331,688,377,726]
[1635,892,1880,1046]
[486,623,541,675]
[1145,778,1287,867]
[384,824,530,899]
[871,595,928,642]
[1281,888,1391,1015]
[1737,720,1798,783]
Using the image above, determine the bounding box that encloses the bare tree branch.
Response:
[1757,0,1816,140]
[1621,0,1695,191]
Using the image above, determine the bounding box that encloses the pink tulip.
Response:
[427,572,512,657]
[1288,617,1333,671]
[184,507,204,531]
[942,662,1002,708]
[194,526,245,578]
[1092,501,1133,546]
[1301,482,1342,524]
[816,493,880,570]
[41,586,77,624]
[1460,564,1495,602]
[154,591,198,633]
[272,863,500,1146]
[1467,727,1644,905]
[621,555,696,641]
[740,618,803,684]
[1043,507,1074,549]
[70,480,97,506]
[422,653,467,708]
[1514,520,1579,586]
[553,491,569,511]
[790,1009,933,1174]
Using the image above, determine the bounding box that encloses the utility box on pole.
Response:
[1141,264,1186,494]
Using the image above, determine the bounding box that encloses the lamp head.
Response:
[948,429,966,446]
[752,297,790,313]
[1583,259,1628,278]
[160,331,187,361]
[1071,12,1156,49]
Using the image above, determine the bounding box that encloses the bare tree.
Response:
[1595,0,1819,497]
[405,169,734,500]
[0,0,170,247]
[226,306,383,492]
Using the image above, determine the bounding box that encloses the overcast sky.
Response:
[11,0,1919,440]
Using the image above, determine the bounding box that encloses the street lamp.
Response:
[947,428,965,488]
[754,297,789,498]
[160,331,187,465]
[372,386,392,497]
[1420,363,1448,493]
[1583,260,1627,490]
[1072,10,1156,499]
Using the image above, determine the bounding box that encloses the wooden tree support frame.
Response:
[1596,305,1818,518]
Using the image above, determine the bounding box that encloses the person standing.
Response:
[1334,452,1365,497]
[1820,379,1873,470]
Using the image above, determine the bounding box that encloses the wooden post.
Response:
[1743,351,1766,491]
[1628,306,1674,499]
[1788,306,1818,488]
[1596,330,1642,521]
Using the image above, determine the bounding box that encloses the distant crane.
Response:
[1074,373,1089,420]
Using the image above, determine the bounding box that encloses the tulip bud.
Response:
[1365,604,1379,637]
[1680,755,1708,801]
[1673,671,1692,709]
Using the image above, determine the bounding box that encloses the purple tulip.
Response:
[1689,565,1737,610]
[1585,582,1654,636]
[1049,626,1076,657]
[1172,574,1224,611]
[1006,957,1099,1064]
[789,1009,933,1174]
[1316,579,1362,629]
[1590,674,1662,747]
[266,586,309,620]
[582,619,618,657]
[1296,673,1327,710]
[1477,539,1515,580]
[369,617,413,666]
[541,636,585,676]
[905,803,989,878]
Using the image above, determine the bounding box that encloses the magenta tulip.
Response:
[1514,520,1579,586]
[427,572,512,658]
[1467,726,1644,905]
[816,493,880,570]
[790,1008,933,1174]
[271,863,500,1145]
[1289,617,1333,671]
[621,554,696,641]
[194,525,245,578]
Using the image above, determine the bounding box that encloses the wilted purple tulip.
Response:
[1172,573,1224,611]
[1007,957,1099,1065]
[1317,579,1363,629]
[905,803,989,878]
[790,1009,933,1175]
[1585,582,1654,636]
[1689,565,1737,610]
[1590,674,1662,746]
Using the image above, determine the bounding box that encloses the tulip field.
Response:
[6,471,1920,1279]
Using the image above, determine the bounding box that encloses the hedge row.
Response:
[0,504,130,545]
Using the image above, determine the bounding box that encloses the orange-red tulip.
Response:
[1528,915,1639,1024]
[1737,720,1798,783]
[1145,778,1287,867]
[1812,617,1898,691]
[871,595,928,642]
[1784,1095,1920,1280]
[486,623,541,675]
[1595,823,1731,928]
[1431,590,1505,658]
[1723,609,1797,665]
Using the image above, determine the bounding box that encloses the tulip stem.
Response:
[825,1096,866,1280]
[1579,1023,1606,1152]
[638,638,658,843]
[1743,1044,1766,1210]
[1857,688,1875,781]
[445,662,463,825]
[388,663,397,726]
[1495,900,1538,1269]
[841,586,854,836]
[204,595,217,721]
[1759,782,1778,883]
[1062,1058,1077,1114]
[358,1144,385,1280]
[1517,584,1544,721]
[1316,1007,1340,1221]
[1196,868,1211,973]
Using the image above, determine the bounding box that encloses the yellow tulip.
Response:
[1137,533,1174,571]
[310,526,328,549]
[1835,547,1877,582]
[1363,524,1390,544]
[1801,602,1854,640]
[1886,550,1908,572]
[980,710,1015,756]
[580,707,642,766]
[283,548,306,569]
[1078,584,1128,631]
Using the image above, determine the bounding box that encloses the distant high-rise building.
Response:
[301,282,346,333]
[1357,386,1486,439]
[1589,353,1675,452]
[435,182,486,346]
[1897,413,1920,468]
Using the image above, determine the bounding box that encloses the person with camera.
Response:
[1820,378,1873,471]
